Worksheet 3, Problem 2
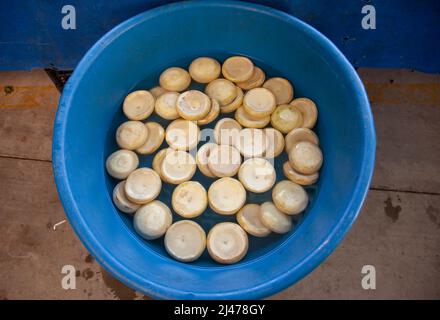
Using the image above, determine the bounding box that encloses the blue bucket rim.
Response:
[52,0,376,299]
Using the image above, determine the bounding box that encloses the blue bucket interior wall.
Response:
[53,1,375,299]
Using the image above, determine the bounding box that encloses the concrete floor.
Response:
[0,68,439,300]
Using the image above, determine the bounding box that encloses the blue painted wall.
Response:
[0,0,439,73]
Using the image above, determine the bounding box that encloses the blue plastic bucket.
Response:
[53,1,375,299]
